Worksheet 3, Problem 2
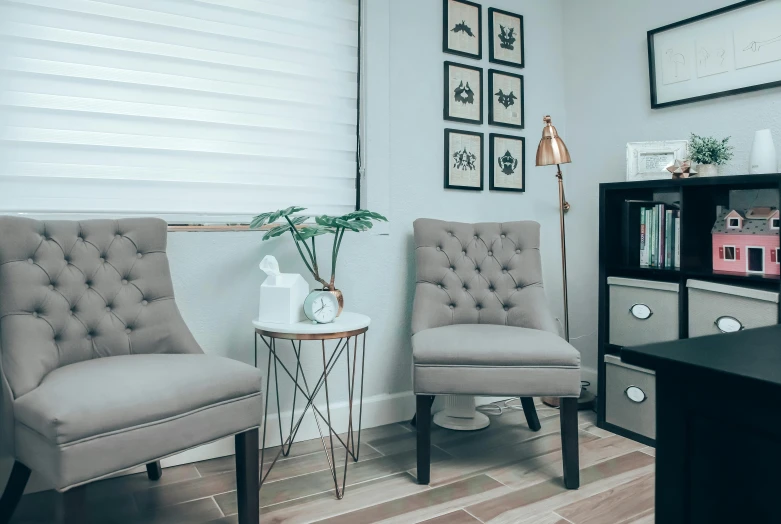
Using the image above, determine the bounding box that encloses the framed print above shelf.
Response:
[489,133,525,192]
[648,0,781,109]
[443,0,482,60]
[445,129,484,191]
[444,61,483,124]
[488,7,524,68]
[488,69,524,129]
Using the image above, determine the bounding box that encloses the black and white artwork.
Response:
[443,0,482,59]
[489,133,525,192]
[648,0,781,108]
[445,129,483,190]
[444,62,483,124]
[488,69,524,129]
[489,8,524,69]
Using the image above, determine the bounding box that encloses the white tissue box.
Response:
[258,273,309,324]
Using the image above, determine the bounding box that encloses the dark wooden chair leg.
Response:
[235,428,259,524]
[416,395,434,485]
[560,397,580,490]
[57,486,86,524]
[146,461,163,481]
[410,395,435,427]
[520,397,542,431]
[0,461,31,524]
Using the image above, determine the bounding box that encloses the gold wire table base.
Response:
[254,328,367,500]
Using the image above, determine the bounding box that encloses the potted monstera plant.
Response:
[250,206,387,314]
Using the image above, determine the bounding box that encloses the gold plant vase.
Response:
[327,288,344,317]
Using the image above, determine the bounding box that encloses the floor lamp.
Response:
[535,115,572,342]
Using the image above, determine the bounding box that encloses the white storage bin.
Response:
[608,277,680,347]
[687,280,779,337]
[605,355,656,440]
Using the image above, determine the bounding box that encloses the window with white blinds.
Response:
[0,0,360,222]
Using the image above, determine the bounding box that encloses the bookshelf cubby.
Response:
[597,174,781,445]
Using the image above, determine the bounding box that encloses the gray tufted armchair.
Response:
[411,218,581,489]
[0,217,262,524]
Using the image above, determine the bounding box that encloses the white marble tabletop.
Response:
[252,311,371,336]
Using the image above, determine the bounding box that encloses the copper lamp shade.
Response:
[536,116,571,167]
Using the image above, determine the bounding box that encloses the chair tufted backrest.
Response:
[411,218,559,335]
[0,216,202,399]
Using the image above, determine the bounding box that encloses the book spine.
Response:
[651,206,659,266]
[640,209,646,266]
[650,207,657,267]
[666,210,673,268]
[658,204,665,268]
[675,212,681,269]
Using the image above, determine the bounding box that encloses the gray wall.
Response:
[562,0,781,376]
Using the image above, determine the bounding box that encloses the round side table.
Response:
[252,312,370,499]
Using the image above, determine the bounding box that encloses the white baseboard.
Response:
[6,390,417,494]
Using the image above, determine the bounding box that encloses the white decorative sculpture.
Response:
[258,255,309,324]
[749,129,777,174]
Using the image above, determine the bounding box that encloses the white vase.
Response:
[749,129,777,174]
[696,164,718,177]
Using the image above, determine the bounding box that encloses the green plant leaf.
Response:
[340,210,388,222]
[250,206,307,229]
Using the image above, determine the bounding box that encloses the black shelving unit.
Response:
[597,174,781,446]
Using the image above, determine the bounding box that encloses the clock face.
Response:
[305,291,338,323]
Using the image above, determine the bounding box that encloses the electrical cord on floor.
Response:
[475,381,593,416]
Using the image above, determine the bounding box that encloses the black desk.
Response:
[622,325,781,524]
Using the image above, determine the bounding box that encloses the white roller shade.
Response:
[0,0,360,222]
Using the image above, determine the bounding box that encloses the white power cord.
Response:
[475,398,525,416]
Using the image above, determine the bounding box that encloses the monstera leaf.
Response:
[250,206,306,229]
[340,210,388,222]
[262,215,308,240]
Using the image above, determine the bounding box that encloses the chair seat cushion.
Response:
[13,354,262,490]
[412,324,581,397]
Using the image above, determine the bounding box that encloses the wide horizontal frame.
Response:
[647,0,781,109]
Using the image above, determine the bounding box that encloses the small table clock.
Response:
[303,290,338,324]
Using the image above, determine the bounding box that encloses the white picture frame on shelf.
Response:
[626,141,689,181]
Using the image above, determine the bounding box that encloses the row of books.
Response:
[639,204,680,269]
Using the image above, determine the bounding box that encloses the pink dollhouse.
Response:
[712,207,780,276]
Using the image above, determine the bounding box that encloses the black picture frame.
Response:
[442,0,482,60]
[488,8,524,69]
[648,0,781,109]
[488,69,524,129]
[445,128,484,191]
[444,61,483,125]
[489,133,525,193]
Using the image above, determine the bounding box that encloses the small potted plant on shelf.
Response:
[250,206,387,315]
[688,133,734,177]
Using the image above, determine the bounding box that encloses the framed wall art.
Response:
[648,0,781,109]
[443,0,482,60]
[488,7,524,68]
[488,69,524,129]
[489,133,525,192]
[626,140,689,181]
[445,129,484,190]
[444,61,483,124]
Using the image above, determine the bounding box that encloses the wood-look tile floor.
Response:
[10,401,655,523]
